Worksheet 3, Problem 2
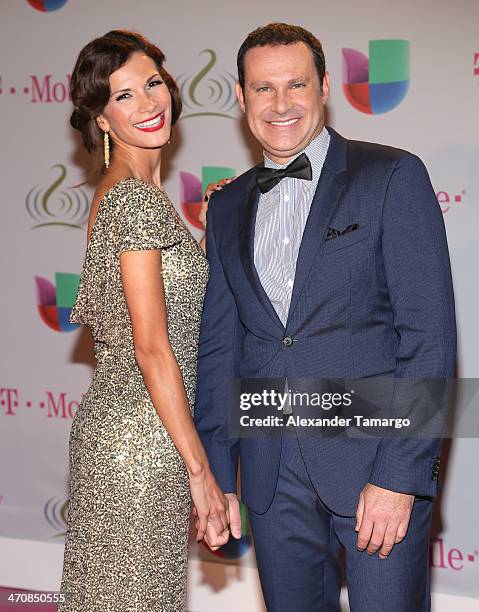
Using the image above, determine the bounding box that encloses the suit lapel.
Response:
[286,129,349,326]
[239,178,285,331]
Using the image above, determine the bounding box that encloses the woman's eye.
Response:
[148,80,164,88]
[115,93,130,102]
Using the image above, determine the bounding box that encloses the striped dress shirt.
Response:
[254,127,331,326]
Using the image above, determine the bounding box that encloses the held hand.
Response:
[201,492,242,551]
[192,508,230,552]
[199,177,236,229]
[193,492,242,551]
[189,468,229,547]
[355,483,414,559]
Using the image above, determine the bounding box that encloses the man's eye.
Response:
[292,82,306,89]
[257,87,270,93]
[148,80,164,88]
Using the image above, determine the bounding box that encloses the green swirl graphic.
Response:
[42,164,67,217]
[178,49,237,119]
[44,496,69,537]
[26,164,89,229]
[189,49,217,107]
[210,78,223,104]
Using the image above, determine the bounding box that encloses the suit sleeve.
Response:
[194,195,241,493]
[368,154,456,497]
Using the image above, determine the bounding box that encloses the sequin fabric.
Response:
[59,178,209,611]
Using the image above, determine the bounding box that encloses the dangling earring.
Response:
[103,130,110,169]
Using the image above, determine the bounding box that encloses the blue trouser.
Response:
[248,433,432,612]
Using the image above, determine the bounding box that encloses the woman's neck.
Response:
[111,142,163,188]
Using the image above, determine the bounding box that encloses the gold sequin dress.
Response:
[59,178,209,611]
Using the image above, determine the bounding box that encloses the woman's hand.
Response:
[190,468,230,550]
[199,177,235,229]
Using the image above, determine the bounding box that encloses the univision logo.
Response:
[35,273,80,332]
[342,40,410,114]
[180,165,235,229]
[27,0,69,11]
[26,164,89,229]
[44,497,68,537]
[177,50,238,120]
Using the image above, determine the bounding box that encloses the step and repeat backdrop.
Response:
[1,0,478,605]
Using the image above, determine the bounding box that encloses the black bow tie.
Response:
[255,153,312,194]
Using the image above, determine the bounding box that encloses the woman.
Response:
[60,30,229,611]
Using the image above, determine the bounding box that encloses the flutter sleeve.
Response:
[115,181,183,254]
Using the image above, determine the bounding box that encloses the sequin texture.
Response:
[59,178,209,611]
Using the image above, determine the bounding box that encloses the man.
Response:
[195,23,456,611]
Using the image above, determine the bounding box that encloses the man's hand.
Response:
[355,483,414,559]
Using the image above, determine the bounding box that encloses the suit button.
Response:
[283,336,293,347]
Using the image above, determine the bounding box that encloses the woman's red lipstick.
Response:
[134,112,165,132]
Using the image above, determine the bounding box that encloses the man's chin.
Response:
[263,133,319,159]
[263,144,304,163]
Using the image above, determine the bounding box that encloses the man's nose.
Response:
[271,88,291,115]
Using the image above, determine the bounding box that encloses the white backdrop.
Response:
[1,0,478,607]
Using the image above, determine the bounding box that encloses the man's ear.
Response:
[321,71,330,104]
[235,81,246,113]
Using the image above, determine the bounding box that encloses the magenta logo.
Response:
[474,53,479,76]
[430,537,478,571]
[342,40,410,114]
[1,386,82,418]
[0,75,71,103]
[27,0,69,11]
[436,189,465,214]
[35,273,80,332]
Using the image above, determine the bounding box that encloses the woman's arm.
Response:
[120,248,229,544]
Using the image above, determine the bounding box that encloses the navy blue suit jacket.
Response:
[194,128,456,516]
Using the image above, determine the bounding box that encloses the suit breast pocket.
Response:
[320,223,370,254]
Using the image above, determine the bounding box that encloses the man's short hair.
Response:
[237,22,326,91]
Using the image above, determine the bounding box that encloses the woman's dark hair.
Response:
[70,30,182,155]
[237,23,326,92]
